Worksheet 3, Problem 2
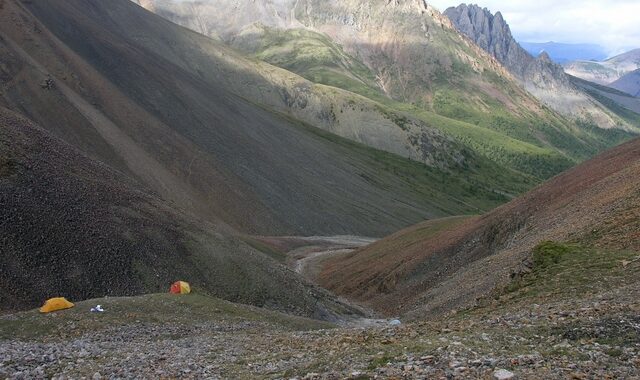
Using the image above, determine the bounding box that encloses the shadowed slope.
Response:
[0,106,358,318]
[610,69,640,98]
[320,136,640,317]
[0,0,530,237]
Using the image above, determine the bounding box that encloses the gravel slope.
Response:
[0,106,358,319]
[2,272,638,379]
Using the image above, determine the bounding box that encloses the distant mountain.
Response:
[610,69,640,97]
[570,76,640,120]
[520,42,607,64]
[564,48,640,85]
[443,4,634,130]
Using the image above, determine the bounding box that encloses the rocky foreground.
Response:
[1,274,639,379]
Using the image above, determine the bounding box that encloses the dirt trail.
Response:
[285,235,377,278]
[295,248,354,275]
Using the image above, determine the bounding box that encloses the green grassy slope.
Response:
[0,293,333,340]
[237,26,634,181]
[235,27,380,98]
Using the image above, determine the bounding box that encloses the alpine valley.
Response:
[1,0,639,378]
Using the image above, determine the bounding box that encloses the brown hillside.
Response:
[319,137,640,317]
[0,106,356,318]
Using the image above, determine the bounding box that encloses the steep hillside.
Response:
[0,0,533,237]
[610,69,640,97]
[131,0,635,181]
[564,48,640,85]
[319,135,640,317]
[444,4,633,130]
[570,76,640,128]
[0,106,357,318]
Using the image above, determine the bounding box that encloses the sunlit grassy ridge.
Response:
[244,27,635,182]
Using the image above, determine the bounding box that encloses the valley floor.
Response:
[1,257,639,379]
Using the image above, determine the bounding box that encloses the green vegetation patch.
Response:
[290,114,535,215]
[249,27,379,93]
[503,241,639,302]
[532,241,573,269]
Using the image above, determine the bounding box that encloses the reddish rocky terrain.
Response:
[320,136,640,317]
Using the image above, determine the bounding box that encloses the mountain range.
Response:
[520,42,608,64]
[564,48,640,86]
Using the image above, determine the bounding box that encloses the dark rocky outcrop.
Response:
[444,4,563,82]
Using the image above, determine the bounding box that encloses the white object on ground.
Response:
[389,319,401,326]
[494,369,515,379]
[90,305,105,313]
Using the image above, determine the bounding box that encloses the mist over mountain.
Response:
[520,42,608,64]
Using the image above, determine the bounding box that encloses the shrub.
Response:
[532,241,572,268]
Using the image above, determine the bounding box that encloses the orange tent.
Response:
[39,297,74,313]
[170,281,191,294]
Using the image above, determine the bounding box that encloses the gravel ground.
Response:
[1,280,639,379]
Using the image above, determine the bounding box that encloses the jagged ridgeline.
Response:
[135,0,637,181]
[444,4,639,131]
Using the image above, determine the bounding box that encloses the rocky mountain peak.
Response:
[443,3,624,128]
[538,51,552,63]
[444,4,527,76]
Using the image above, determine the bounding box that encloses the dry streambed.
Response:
[281,235,378,278]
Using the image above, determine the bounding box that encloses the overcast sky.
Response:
[428,0,640,56]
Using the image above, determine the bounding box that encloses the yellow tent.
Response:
[39,297,74,313]
[170,281,191,294]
